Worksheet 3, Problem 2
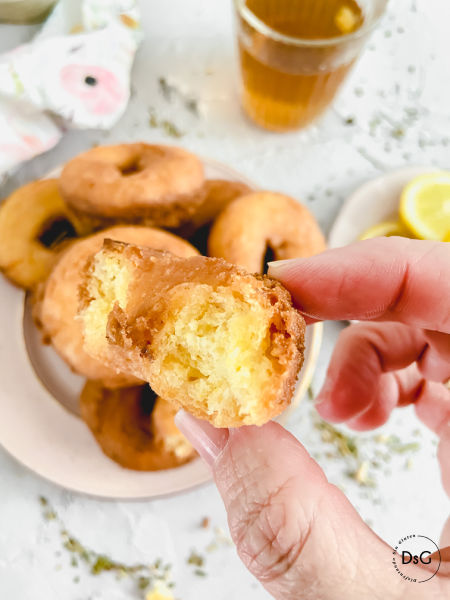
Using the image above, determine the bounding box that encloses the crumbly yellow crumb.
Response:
[153,284,275,423]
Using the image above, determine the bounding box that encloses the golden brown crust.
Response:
[208,191,327,273]
[39,226,198,387]
[79,381,196,471]
[59,143,205,232]
[0,179,78,289]
[80,242,306,426]
[177,179,253,238]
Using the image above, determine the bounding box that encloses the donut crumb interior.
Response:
[152,284,276,423]
[83,253,131,351]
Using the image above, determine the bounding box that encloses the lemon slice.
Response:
[359,220,411,240]
[444,231,450,242]
[399,172,450,240]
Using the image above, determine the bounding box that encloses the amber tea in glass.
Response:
[234,0,387,131]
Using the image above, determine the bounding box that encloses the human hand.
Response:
[176,238,450,599]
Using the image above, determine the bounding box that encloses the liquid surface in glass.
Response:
[238,0,365,131]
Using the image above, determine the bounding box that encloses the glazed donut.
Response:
[79,381,196,471]
[37,226,198,388]
[59,143,205,233]
[0,179,77,289]
[79,242,305,427]
[208,192,326,273]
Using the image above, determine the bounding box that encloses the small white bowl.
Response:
[328,166,440,248]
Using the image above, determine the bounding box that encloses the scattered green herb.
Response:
[311,407,421,496]
[314,418,359,459]
[149,110,158,128]
[158,77,175,101]
[187,550,204,567]
[148,109,184,138]
[158,76,199,116]
[162,120,183,138]
[391,126,405,139]
[38,499,174,597]
[138,576,151,590]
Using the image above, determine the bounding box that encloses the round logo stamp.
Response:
[392,534,441,583]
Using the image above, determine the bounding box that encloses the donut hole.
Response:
[139,384,157,418]
[118,156,145,177]
[189,224,209,255]
[152,284,279,424]
[38,216,77,249]
[262,244,275,274]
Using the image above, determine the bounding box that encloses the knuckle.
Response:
[228,479,311,583]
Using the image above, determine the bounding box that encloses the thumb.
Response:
[175,412,432,599]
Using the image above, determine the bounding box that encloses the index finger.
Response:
[268,238,450,333]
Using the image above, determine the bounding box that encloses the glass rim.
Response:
[234,0,388,48]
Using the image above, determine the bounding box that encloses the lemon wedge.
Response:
[359,220,411,240]
[399,172,450,240]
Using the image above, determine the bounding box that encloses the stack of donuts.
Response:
[0,142,326,471]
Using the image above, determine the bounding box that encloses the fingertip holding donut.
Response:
[174,409,229,467]
[208,192,326,273]
[59,143,205,233]
[0,179,78,289]
[79,242,306,427]
[80,381,196,471]
[38,225,198,387]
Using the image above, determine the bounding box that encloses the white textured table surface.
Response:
[1,1,449,599]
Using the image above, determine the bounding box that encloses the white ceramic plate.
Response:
[0,157,322,499]
[328,166,440,248]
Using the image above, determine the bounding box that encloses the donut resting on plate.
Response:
[80,381,196,471]
[79,241,305,427]
[59,143,205,233]
[208,192,326,273]
[0,179,77,289]
[37,226,198,388]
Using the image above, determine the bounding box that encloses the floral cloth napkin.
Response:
[0,0,142,177]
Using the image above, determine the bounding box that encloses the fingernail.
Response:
[267,258,301,277]
[175,409,229,468]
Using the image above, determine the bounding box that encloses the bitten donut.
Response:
[37,226,198,388]
[80,381,196,471]
[208,192,326,273]
[59,143,205,233]
[0,179,77,289]
[79,242,305,427]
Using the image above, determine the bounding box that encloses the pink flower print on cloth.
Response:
[60,64,125,116]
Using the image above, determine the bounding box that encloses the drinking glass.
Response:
[234,0,388,131]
